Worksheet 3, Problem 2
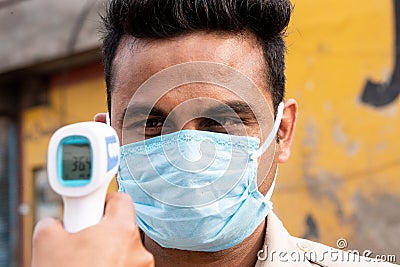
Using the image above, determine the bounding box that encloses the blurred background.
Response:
[0,0,399,266]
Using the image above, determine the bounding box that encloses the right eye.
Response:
[144,118,164,137]
[145,119,164,128]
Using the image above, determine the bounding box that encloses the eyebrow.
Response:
[119,100,256,124]
[119,105,167,125]
[202,101,256,118]
[125,105,166,116]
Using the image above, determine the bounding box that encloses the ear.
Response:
[277,99,298,163]
[94,113,107,124]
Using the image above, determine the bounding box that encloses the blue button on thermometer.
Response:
[47,122,120,233]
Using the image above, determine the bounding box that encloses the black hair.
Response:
[101,0,292,115]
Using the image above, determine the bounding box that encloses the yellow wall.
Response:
[20,0,400,265]
[277,0,400,261]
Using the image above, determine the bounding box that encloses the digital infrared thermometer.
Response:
[47,122,120,233]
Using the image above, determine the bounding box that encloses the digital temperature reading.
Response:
[62,144,92,180]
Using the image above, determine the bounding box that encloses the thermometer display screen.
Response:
[62,144,92,180]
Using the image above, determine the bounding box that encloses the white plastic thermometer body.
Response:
[47,122,120,233]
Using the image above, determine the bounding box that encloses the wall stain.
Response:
[301,119,344,221]
[349,192,400,263]
[361,0,400,107]
[302,214,320,240]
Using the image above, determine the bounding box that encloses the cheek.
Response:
[244,124,262,140]
[256,146,279,195]
[256,155,269,185]
[110,113,123,143]
[257,164,277,195]
[115,128,123,145]
[111,93,131,145]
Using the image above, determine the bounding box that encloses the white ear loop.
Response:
[265,167,278,200]
[106,112,111,126]
[265,167,278,209]
[250,102,284,160]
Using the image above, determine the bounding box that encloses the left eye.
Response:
[200,117,243,132]
[146,119,164,128]
[207,118,241,126]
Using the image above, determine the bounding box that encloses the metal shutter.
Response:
[0,118,18,267]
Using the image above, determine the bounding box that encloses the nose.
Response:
[162,118,201,133]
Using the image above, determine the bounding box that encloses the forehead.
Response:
[111,31,272,121]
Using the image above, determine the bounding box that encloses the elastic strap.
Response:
[250,102,284,160]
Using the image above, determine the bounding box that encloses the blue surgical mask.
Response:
[117,102,284,252]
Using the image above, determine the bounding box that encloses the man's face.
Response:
[110,31,283,194]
